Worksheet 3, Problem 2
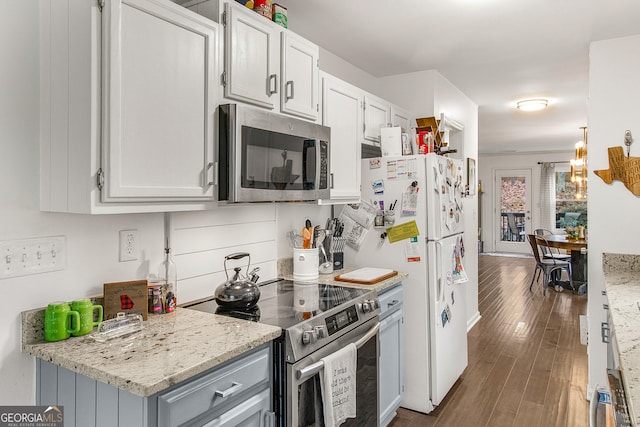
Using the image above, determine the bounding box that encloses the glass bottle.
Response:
[158,246,177,313]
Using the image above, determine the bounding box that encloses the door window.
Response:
[495,169,531,253]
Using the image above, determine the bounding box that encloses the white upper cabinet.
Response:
[223,2,279,109]
[391,105,412,133]
[103,0,218,202]
[280,32,320,121]
[320,72,363,203]
[40,0,219,213]
[191,0,320,121]
[363,95,391,145]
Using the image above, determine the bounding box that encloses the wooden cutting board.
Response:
[334,268,398,284]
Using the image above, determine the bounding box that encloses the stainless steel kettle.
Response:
[215,252,261,309]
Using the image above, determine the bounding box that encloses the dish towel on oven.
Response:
[320,342,357,427]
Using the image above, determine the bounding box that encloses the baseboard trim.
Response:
[467,311,481,332]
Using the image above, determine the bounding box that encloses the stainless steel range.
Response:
[184,279,381,427]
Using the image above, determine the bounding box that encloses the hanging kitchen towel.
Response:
[320,342,357,427]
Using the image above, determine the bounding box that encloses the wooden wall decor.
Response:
[594,146,640,196]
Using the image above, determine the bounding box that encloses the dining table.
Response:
[536,234,588,292]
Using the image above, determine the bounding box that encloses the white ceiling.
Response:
[285,0,640,154]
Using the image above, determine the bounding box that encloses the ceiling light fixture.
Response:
[516,98,548,112]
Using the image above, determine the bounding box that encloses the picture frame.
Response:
[103,279,148,320]
[467,158,477,196]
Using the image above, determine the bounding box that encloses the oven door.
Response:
[287,317,379,427]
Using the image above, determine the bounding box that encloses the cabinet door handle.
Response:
[206,162,215,186]
[330,173,334,189]
[214,381,243,398]
[285,80,294,100]
[268,74,278,95]
[387,299,399,308]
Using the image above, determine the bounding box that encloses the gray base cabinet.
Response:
[378,284,404,427]
[36,344,273,427]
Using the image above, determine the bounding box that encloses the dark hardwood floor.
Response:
[389,254,589,427]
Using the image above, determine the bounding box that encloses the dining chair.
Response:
[533,229,571,261]
[507,213,525,242]
[526,234,573,295]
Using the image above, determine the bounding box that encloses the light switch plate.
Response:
[0,236,66,279]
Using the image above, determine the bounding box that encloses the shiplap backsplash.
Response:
[171,204,278,304]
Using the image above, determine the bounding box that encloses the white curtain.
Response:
[540,162,556,231]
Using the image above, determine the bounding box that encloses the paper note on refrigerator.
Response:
[403,237,421,262]
[386,220,419,243]
[452,236,469,284]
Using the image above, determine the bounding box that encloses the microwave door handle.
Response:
[295,322,380,382]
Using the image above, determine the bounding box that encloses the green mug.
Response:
[44,302,80,342]
[70,299,103,337]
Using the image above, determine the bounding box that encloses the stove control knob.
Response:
[302,329,317,345]
[361,301,372,313]
[361,299,379,314]
[314,325,327,339]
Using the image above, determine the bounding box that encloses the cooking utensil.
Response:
[215,252,261,309]
[316,231,333,274]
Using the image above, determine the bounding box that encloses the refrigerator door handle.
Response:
[435,240,443,303]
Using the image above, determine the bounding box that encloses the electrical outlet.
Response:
[119,230,138,262]
[579,314,588,345]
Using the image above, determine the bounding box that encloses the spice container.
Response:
[253,0,272,19]
[272,3,287,28]
[148,284,163,314]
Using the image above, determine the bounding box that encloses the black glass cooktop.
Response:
[183,279,371,330]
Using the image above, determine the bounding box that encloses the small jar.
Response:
[158,247,177,313]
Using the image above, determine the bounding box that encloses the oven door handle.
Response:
[295,322,380,381]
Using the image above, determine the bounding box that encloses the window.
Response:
[555,170,587,228]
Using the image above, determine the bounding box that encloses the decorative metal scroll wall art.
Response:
[594,130,640,196]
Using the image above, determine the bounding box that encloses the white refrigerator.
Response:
[346,153,469,414]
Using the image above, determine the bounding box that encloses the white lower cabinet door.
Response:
[380,308,404,427]
[202,388,272,427]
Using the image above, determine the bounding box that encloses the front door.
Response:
[495,169,532,253]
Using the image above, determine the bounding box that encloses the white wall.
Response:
[478,151,573,253]
[318,48,379,95]
[587,34,640,396]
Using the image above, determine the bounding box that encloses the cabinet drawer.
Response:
[379,284,403,318]
[158,347,270,427]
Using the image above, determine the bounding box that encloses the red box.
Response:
[417,131,433,154]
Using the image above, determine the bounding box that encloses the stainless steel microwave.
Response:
[218,104,330,202]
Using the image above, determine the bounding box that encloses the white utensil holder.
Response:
[293,248,319,281]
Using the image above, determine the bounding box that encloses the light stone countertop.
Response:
[22,307,281,397]
[22,264,406,398]
[602,253,640,426]
[277,258,407,293]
